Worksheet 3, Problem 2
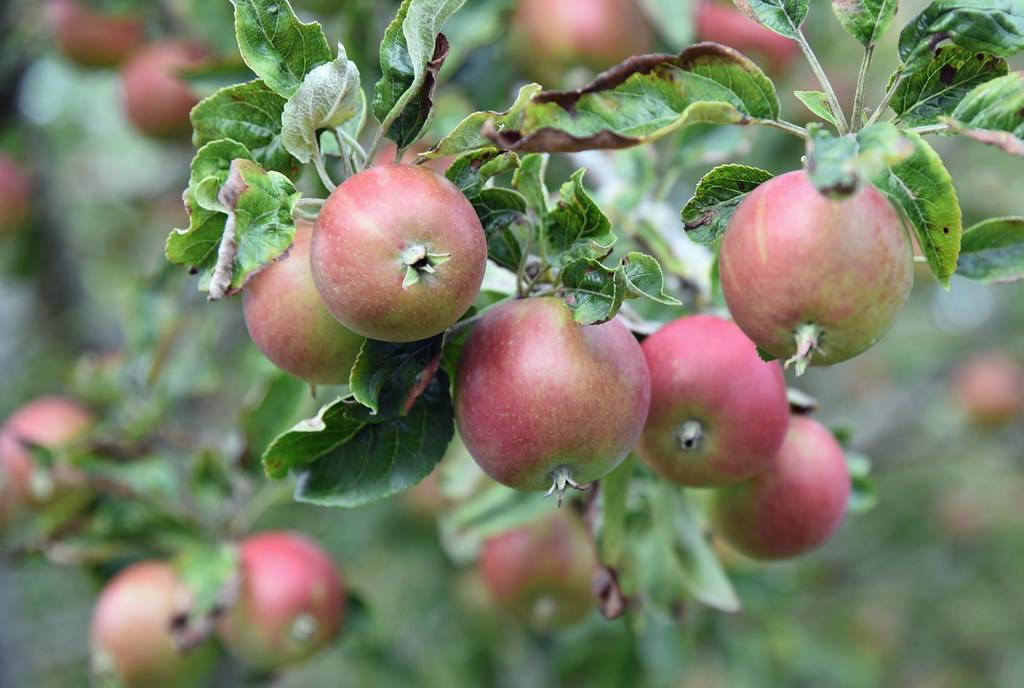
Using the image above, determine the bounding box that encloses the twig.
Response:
[759,119,809,139]
[794,29,849,134]
[866,70,905,127]
[851,44,875,131]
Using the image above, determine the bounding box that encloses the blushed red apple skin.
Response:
[636,315,789,486]
[711,416,851,560]
[695,1,798,74]
[0,155,29,235]
[47,0,146,68]
[121,42,204,139]
[480,510,596,629]
[90,561,218,688]
[311,164,487,342]
[720,170,913,366]
[512,0,653,82]
[0,396,94,505]
[455,298,651,491]
[217,531,345,670]
[951,352,1024,427]
[243,221,365,385]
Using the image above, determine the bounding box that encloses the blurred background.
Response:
[0,0,1022,686]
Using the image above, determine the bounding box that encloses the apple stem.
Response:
[676,420,704,452]
[785,324,825,376]
[289,613,318,644]
[400,244,451,290]
[545,466,589,507]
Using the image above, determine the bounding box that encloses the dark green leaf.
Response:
[262,398,366,480]
[868,131,962,286]
[681,164,774,245]
[242,373,312,460]
[890,47,1008,127]
[349,336,444,420]
[191,80,298,177]
[898,1,1024,72]
[956,216,1024,282]
[230,0,332,97]
[294,372,455,507]
[543,169,615,265]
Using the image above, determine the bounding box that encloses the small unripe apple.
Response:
[217,531,345,669]
[121,41,205,139]
[711,416,851,560]
[0,396,94,506]
[951,352,1024,427]
[90,561,218,688]
[47,0,145,69]
[721,170,913,371]
[311,164,487,342]
[512,0,653,84]
[480,510,596,630]
[0,154,29,236]
[455,297,650,499]
[694,1,798,74]
[243,221,365,385]
[636,315,789,486]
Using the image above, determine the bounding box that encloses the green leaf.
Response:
[794,90,839,128]
[654,484,740,613]
[262,397,366,480]
[230,0,332,97]
[681,164,774,245]
[349,336,444,420]
[511,153,550,215]
[734,0,809,39]
[956,216,1024,282]
[242,372,310,461]
[831,0,898,46]
[868,131,962,286]
[543,169,615,265]
[172,543,240,646]
[166,139,255,270]
[205,158,300,298]
[898,1,1024,72]
[944,71,1024,155]
[845,452,878,515]
[561,252,679,325]
[294,372,455,507]
[372,0,468,148]
[805,122,914,198]
[281,47,365,164]
[445,149,530,272]
[890,46,1008,127]
[425,83,543,159]
[484,44,779,153]
[190,80,298,177]
[756,346,779,362]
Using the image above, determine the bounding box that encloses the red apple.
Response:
[951,352,1024,427]
[47,0,146,68]
[121,41,205,139]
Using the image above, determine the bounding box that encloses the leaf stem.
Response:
[313,147,337,192]
[851,44,875,132]
[794,29,849,134]
[759,119,809,139]
[866,70,905,127]
[334,127,368,164]
[908,123,950,136]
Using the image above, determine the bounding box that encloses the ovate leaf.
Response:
[282,47,365,164]
[944,71,1024,155]
[230,0,332,97]
[295,372,455,507]
[262,398,366,480]
[891,46,1008,127]
[543,169,615,265]
[681,164,774,245]
[956,216,1024,282]
[349,336,444,421]
[898,1,1024,72]
[831,0,898,46]
[561,252,679,325]
[868,131,962,286]
[190,80,298,176]
[424,83,543,159]
[734,0,809,39]
[805,122,914,198]
[794,90,840,128]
